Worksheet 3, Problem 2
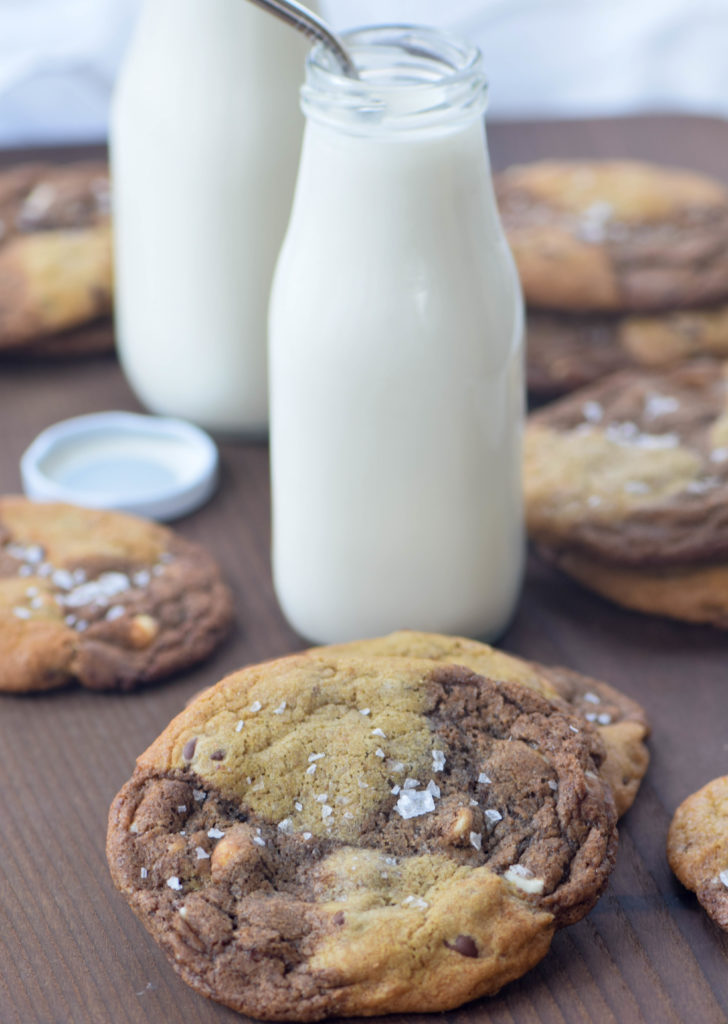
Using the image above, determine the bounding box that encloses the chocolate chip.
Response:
[182,738,197,761]
[210,749,225,761]
[445,935,478,958]
[332,911,345,927]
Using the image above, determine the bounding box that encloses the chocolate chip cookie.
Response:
[668,776,728,930]
[0,496,233,692]
[525,362,728,626]
[107,653,618,1019]
[0,162,113,351]
[497,160,728,313]
[527,304,728,397]
[320,630,649,817]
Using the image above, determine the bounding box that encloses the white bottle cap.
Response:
[20,411,219,521]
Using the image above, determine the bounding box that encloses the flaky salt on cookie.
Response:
[319,630,649,818]
[107,652,618,1020]
[0,496,233,692]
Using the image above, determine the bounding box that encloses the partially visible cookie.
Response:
[527,305,728,397]
[0,162,112,350]
[668,776,728,930]
[524,362,728,568]
[107,652,618,1019]
[0,496,233,692]
[497,160,728,313]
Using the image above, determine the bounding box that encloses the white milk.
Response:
[111,0,312,434]
[269,27,525,644]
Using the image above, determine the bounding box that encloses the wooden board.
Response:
[1,115,727,1024]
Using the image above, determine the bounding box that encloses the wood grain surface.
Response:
[1,115,727,1024]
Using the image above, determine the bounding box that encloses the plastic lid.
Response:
[20,411,219,521]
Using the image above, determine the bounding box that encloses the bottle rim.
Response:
[301,24,489,135]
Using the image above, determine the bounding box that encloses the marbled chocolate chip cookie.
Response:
[668,776,728,930]
[527,304,728,397]
[0,496,233,692]
[320,630,649,817]
[107,653,618,1020]
[0,162,112,351]
[497,160,728,313]
[525,362,728,626]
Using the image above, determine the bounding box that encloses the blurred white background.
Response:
[1,0,727,146]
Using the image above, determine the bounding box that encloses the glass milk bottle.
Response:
[269,26,525,644]
[111,0,314,434]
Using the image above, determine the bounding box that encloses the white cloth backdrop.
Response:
[1,0,727,146]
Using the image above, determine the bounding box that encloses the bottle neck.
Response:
[301,25,489,140]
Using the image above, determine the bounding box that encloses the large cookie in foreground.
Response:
[107,653,618,1020]
[0,497,233,692]
[527,305,728,397]
[525,362,728,568]
[668,776,728,930]
[320,630,649,818]
[496,160,728,313]
[0,162,112,350]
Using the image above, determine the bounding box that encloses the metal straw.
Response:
[245,0,358,78]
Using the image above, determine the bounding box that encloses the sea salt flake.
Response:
[469,799,478,807]
[249,700,262,712]
[273,700,287,714]
[469,831,482,850]
[426,780,440,799]
[140,867,148,878]
[75,619,88,632]
[207,827,225,839]
[195,847,210,860]
[253,836,266,847]
[106,605,125,622]
[12,607,31,619]
[391,785,401,795]
[402,895,428,910]
[278,818,294,834]
[581,400,603,423]
[485,809,502,827]
[359,707,371,716]
[432,750,446,772]
[51,569,74,590]
[133,570,151,587]
[358,778,368,788]
[719,869,728,888]
[395,789,435,819]
[478,773,491,785]
[343,811,354,819]
[321,805,333,819]
[371,728,386,738]
[302,832,312,840]
[569,725,580,733]
[584,692,600,704]
[548,780,558,791]
[644,393,679,420]
[235,720,244,732]
[504,865,545,894]
[624,480,650,495]
[710,447,728,463]
[193,789,207,802]
[294,801,303,812]
[24,545,44,564]
[375,748,385,758]
[18,564,32,577]
[29,596,43,609]
[308,752,325,762]
[585,712,598,722]
[597,713,612,725]
[403,778,420,790]
[315,793,328,803]
[306,764,317,775]
[177,805,187,813]
[166,876,183,891]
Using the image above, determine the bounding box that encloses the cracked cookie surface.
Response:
[107,653,618,1019]
[0,496,233,692]
[497,159,728,312]
[668,776,728,930]
[320,630,649,818]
